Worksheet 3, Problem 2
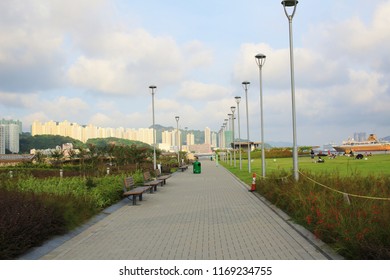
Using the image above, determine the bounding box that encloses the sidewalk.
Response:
[36,159,340,260]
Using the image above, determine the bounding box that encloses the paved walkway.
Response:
[32,160,340,260]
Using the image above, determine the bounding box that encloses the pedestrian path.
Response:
[38,160,340,260]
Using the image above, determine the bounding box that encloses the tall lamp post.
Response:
[235,96,242,170]
[231,106,236,167]
[227,113,233,166]
[282,0,299,181]
[175,116,180,166]
[255,53,266,178]
[149,85,157,170]
[242,81,251,173]
[223,121,227,160]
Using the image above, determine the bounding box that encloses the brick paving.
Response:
[38,159,340,260]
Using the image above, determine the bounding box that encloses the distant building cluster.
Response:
[31,120,219,153]
[353,132,367,142]
[0,119,22,154]
[32,120,154,145]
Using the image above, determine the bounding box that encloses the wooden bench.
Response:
[178,165,188,172]
[122,177,151,205]
[143,171,164,192]
[155,168,171,185]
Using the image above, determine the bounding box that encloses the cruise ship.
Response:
[333,134,390,153]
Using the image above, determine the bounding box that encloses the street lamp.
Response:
[175,116,180,166]
[282,0,299,181]
[221,124,226,161]
[242,81,251,173]
[223,121,227,151]
[149,85,157,170]
[255,53,266,178]
[235,96,242,170]
[227,113,233,166]
[231,106,236,167]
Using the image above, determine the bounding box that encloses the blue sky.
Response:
[1,0,390,146]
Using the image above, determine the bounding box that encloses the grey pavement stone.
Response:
[25,160,341,260]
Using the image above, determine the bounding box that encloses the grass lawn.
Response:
[220,153,390,259]
[221,154,390,185]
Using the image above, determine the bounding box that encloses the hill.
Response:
[86,137,151,148]
[19,133,85,153]
[19,134,150,153]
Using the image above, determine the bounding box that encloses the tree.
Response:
[50,149,64,167]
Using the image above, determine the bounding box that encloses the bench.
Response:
[123,177,151,205]
[143,171,164,192]
[178,165,188,172]
[155,168,171,185]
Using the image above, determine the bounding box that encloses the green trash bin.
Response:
[193,160,201,174]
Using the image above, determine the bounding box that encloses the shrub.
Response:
[0,189,66,259]
[256,171,390,259]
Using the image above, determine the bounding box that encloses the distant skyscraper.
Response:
[186,132,195,146]
[0,126,5,154]
[0,119,22,134]
[32,120,155,145]
[7,124,20,153]
[354,132,366,142]
[211,132,217,148]
[0,120,21,154]
[162,130,173,146]
[204,127,211,145]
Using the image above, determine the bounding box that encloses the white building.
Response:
[0,126,5,154]
[204,127,211,145]
[7,124,20,153]
[211,131,217,148]
[186,132,195,146]
[0,123,20,154]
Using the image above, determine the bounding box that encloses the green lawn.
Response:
[219,153,390,259]
[220,154,390,185]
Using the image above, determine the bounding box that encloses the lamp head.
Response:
[242,81,250,85]
[149,85,156,94]
[255,53,266,67]
[175,116,179,122]
[282,0,298,18]
[230,106,236,113]
[281,0,298,7]
[235,96,241,104]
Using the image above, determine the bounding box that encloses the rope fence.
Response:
[298,170,390,202]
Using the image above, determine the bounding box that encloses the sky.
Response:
[1,0,390,146]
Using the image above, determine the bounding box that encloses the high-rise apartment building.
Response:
[7,124,20,153]
[186,132,195,146]
[354,132,366,142]
[0,119,22,134]
[0,126,5,154]
[204,127,211,145]
[32,120,154,145]
[162,131,173,146]
[0,119,21,154]
[211,131,218,148]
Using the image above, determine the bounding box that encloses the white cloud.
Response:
[183,40,214,68]
[38,96,89,121]
[0,91,39,108]
[305,1,390,70]
[176,81,232,101]
[66,28,218,96]
[233,43,347,89]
